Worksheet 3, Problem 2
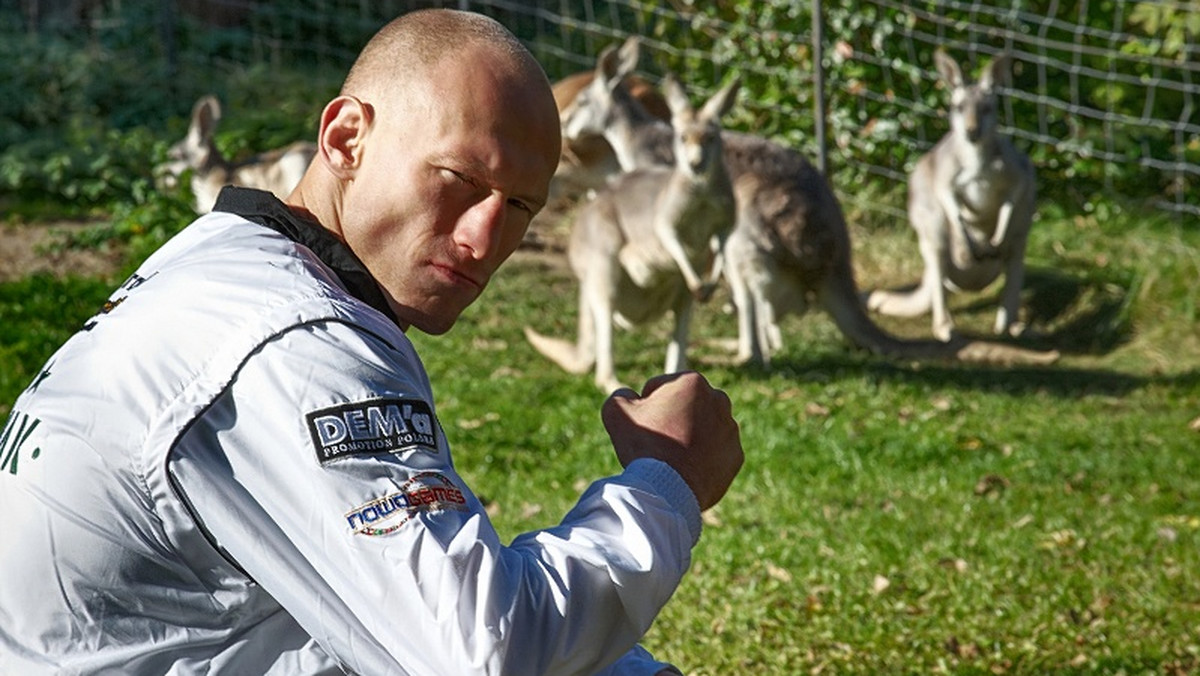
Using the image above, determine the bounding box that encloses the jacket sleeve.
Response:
[599,645,683,675]
[167,320,700,675]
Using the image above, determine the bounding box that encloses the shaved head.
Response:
[341,9,547,107]
[287,8,562,334]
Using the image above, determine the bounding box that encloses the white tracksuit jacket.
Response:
[0,188,701,675]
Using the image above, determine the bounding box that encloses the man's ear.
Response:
[319,95,372,178]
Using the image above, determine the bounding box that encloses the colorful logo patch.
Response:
[307,397,437,464]
[345,472,468,536]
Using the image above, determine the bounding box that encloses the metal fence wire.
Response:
[16,0,1200,221]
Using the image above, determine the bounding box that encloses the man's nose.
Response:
[454,192,507,261]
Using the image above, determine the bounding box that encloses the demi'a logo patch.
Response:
[306,398,438,464]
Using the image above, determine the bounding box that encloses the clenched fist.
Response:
[601,371,743,511]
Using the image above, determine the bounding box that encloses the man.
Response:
[0,9,743,676]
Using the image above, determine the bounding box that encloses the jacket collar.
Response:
[211,186,400,327]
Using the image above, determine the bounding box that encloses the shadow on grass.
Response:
[739,262,1188,399]
[752,352,1198,399]
[867,264,1135,360]
[957,266,1134,357]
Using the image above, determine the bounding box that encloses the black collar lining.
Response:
[211,186,399,326]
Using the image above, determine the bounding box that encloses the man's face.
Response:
[339,47,560,334]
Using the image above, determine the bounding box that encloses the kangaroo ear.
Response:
[661,73,692,119]
[934,49,963,89]
[979,53,1012,92]
[190,95,221,142]
[596,43,623,88]
[616,36,641,78]
[700,76,741,122]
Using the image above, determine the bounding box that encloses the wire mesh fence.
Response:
[10,0,1200,220]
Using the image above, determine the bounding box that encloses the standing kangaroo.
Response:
[549,37,671,204]
[867,51,1038,342]
[554,40,1057,368]
[156,95,317,214]
[524,74,741,392]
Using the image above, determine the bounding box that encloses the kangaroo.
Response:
[555,40,1058,368]
[867,51,1038,342]
[156,95,317,214]
[549,37,671,204]
[524,74,741,392]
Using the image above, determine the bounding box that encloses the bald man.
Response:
[0,9,742,675]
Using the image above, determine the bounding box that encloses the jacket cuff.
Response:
[624,458,702,546]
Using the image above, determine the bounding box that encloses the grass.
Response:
[410,209,1200,674]
[0,273,114,403]
[2,206,1197,674]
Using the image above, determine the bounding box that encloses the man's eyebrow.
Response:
[433,152,546,209]
[518,188,547,211]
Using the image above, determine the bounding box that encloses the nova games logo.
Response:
[306,398,438,464]
[345,472,468,536]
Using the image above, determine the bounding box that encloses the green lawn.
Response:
[2,209,1197,674]
[413,211,1200,674]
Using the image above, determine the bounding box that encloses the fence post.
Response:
[159,0,178,88]
[812,0,828,176]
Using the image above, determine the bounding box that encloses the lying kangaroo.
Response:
[556,40,1058,368]
[525,74,741,392]
[549,37,671,204]
[156,95,316,214]
[867,51,1038,342]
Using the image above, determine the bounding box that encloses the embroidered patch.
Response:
[345,472,468,536]
[307,398,437,464]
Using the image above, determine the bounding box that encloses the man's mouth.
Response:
[432,261,483,290]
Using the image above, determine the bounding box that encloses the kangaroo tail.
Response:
[864,283,933,318]
[523,326,595,374]
[820,261,1059,366]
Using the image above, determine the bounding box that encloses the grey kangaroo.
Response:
[156,95,316,214]
[549,37,671,204]
[524,73,741,392]
[867,50,1038,342]
[550,40,1057,368]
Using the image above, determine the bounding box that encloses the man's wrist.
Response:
[624,458,703,546]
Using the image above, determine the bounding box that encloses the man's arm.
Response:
[168,321,736,675]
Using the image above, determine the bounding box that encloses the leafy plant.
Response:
[54,188,197,269]
[1127,0,1200,60]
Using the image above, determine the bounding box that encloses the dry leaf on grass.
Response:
[872,574,891,594]
[945,635,980,659]
[458,411,499,429]
[765,561,792,583]
[482,498,501,518]
[938,557,969,574]
[974,474,1010,497]
[804,402,831,418]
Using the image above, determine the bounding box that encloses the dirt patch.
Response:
[0,200,579,285]
[0,221,125,282]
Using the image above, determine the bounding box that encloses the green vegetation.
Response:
[2,2,1197,673]
[413,212,1199,674]
[3,189,1197,675]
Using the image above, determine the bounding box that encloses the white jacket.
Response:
[0,191,701,675]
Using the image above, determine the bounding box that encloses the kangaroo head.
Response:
[937,50,1010,147]
[662,74,740,177]
[560,36,645,143]
[157,95,223,189]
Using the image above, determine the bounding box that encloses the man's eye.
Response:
[444,168,473,186]
[508,198,534,215]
